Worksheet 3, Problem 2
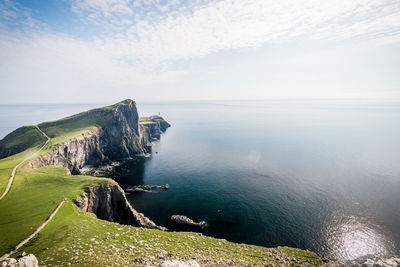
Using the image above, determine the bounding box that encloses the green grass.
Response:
[0,126,47,159]
[0,166,108,256]
[0,99,136,159]
[0,161,327,266]
[278,247,327,266]
[39,117,101,152]
[10,195,326,267]
[139,117,159,125]
[0,148,40,195]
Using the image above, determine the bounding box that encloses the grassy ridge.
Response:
[0,99,134,159]
[0,163,326,266]
[0,126,47,159]
[0,148,39,194]
[11,198,325,267]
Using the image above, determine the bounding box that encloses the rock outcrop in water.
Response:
[26,100,170,174]
[126,184,170,193]
[75,181,166,230]
[170,215,209,228]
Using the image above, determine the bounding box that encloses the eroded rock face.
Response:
[27,100,170,174]
[99,101,144,160]
[75,182,166,230]
[25,100,170,230]
[27,128,105,174]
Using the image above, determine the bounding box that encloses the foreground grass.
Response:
[12,199,326,267]
[0,165,326,266]
[0,148,40,195]
[0,166,107,256]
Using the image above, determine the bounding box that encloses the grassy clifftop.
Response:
[0,100,135,160]
[0,126,47,159]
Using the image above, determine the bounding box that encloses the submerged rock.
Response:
[170,215,209,228]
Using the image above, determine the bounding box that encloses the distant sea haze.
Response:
[1,99,399,260]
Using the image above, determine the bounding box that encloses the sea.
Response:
[1,99,399,260]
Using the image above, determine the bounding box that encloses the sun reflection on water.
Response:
[323,211,395,260]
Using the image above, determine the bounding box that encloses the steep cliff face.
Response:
[27,100,170,174]
[139,115,171,142]
[75,182,166,230]
[23,100,170,230]
[27,128,106,174]
[99,100,145,160]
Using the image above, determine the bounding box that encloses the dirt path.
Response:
[0,126,50,201]
[0,199,65,261]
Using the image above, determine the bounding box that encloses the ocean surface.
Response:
[1,100,399,260]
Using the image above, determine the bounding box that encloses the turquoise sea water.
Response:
[1,100,399,260]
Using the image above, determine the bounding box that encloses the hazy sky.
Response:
[0,0,399,103]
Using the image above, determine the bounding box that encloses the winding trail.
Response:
[0,125,50,201]
[0,199,65,261]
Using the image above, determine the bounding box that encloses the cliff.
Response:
[17,99,170,229]
[26,100,170,174]
[75,181,166,230]
[27,128,105,174]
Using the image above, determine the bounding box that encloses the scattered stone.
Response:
[159,260,200,267]
[1,254,38,267]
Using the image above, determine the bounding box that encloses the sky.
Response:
[0,0,399,104]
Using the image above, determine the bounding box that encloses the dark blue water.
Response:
[1,100,400,260]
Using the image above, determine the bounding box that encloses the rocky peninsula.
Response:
[26,100,170,175]
[0,100,170,231]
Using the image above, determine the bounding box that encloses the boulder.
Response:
[0,254,38,267]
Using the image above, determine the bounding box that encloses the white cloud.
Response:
[0,33,184,101]
[0,0,41,31]
[1,0,399,103]
[70,0,400,65]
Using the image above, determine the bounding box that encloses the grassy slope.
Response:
[38,117,102,156]
[0,166,107,256]
[0,100,133,159]
[0,164,326,266]
[0,148,39,194]
[0,100,134,194]
[0,126,47,159]
[11,198,325,267]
